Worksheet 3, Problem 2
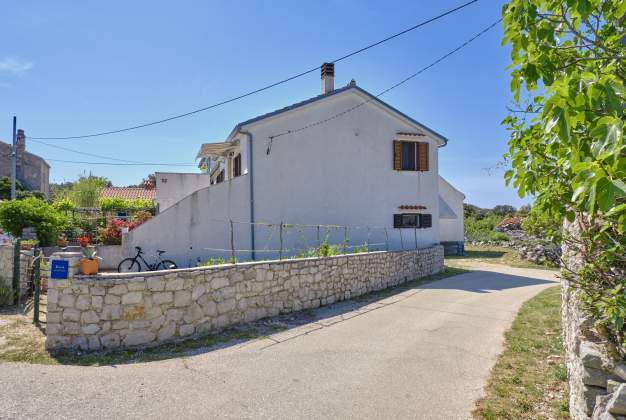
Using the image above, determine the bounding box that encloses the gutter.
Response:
[239,129,256,260]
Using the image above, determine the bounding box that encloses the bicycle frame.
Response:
[132,251,162,271]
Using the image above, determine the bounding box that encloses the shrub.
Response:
[464,213,503,241]
[0,281,13,305]
[96,219,143,245]
[488,232,510,242]
[52,198,76,212]
[132,210,153,222]
[0,198,67,246]
[521,205,563,243]
[100,198,154,212]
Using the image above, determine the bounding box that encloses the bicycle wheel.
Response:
[118,258,142,273]
[156,260,178,271]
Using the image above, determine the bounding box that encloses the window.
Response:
[233,154,242,177]
[393,213,432,229]
[393,141,429,171]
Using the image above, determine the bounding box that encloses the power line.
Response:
[29,138,196,166]
[45,158,196,167]
[266,18,502,148]
[27,0,479,141]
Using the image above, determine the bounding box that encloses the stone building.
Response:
[0,129,50,198]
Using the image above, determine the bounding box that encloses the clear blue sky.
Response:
[0,0,530,208]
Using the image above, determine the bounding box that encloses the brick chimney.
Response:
[321,62,334,94]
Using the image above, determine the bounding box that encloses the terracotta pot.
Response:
[80,258,99,275]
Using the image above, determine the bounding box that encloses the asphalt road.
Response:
[0,264,557,420]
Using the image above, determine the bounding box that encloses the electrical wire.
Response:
[266,18,502,144]
[45,158,196,166]
[29,138,195,166]
[27,0,479,141]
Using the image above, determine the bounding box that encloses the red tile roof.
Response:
[399,205,427,210]
[99,187,155,200]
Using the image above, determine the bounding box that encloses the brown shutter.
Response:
[393,141,402,170]
[418,142,429,171]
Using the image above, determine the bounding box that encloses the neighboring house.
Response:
[155,172,211,213]
[100,186,156,219]
[131,63,464,266]
[0,129,50,198]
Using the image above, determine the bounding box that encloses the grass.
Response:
[473,286,569,419]
[0,265,467,366]
[447,244,557,271]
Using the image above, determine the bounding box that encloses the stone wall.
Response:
[0,244,32,302]
[46,245,443,351]
[562,219,626,419]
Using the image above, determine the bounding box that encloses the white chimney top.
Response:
[321,62,334,94]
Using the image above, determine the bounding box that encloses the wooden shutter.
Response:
[421,214,432,228]
[393,141,402,170]
[418,142,429,171]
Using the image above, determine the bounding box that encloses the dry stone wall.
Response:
[46,245,443,351]
[562,219,626,420]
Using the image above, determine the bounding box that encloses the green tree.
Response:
[54,175,111,208]
[0,176,25,200]
[0,197,67,246]
[502,1,625,352]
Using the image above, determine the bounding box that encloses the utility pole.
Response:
[10,116,17,200]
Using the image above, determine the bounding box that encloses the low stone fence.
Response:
[0,243,33,302]
[46,245,443,351]
[562,281,626,419]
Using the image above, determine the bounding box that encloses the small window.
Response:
[233,154,242,177]
[394,141,429,171]
[393,213,432,229]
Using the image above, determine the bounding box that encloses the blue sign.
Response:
[50,260,69,280]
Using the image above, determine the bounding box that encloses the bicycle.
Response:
[117,246,178,272]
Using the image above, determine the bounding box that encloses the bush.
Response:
[100,198,154,212]
[52,198,76,212]
[0,282,13,306]
[0,198,67,246]
[488,232,510,242]
[464,214,503,241]
[96,219,143,245]
[521,205,562,242]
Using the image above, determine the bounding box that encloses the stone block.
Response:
[166,309,183,321]
[46,335,71,349]
[165,278,184,291]
[62,308,80,322]
[105,294,121,305]
[183,303,204,323]
[582,342,605,370]
[47,311,61,323]
[112,320,129,330]
[122,292,143,305]
[584,367,609,387]
[47,289,59,304]
[192,284,206,301]
[81,310,99,324]
[179,324,195,336]
[87,336,100,351]
[211,277,229,290]
[123,330,156,346]
[147,277,165,291]
[109,284,128,295]
[91,286,105,296]
[127,281,146,291]
[174,291,192,307]
[63,322,80,335]
[101,304,122,321]
[58,294,76,308]
[101,333,120,348]
[82,324,100,334]
[123,305,145,320]
[153,292,173,305]
[158,322,176,342]
[608,384,626,415]
[92,296,103,309]
[144,306,162,320]
[217,299,236,315]
[75,295,91,311]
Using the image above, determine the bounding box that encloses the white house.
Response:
[129,63,464,267]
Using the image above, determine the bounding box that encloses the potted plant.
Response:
[78,236,100,275]
[56,234,69,248]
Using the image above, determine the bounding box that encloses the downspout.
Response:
[239,129,256,260]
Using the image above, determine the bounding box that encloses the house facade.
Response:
[127,64,464,267]
[0,129,50,198]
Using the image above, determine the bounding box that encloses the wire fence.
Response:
[186,217,432,267]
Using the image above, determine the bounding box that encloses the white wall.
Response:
[438,176,465,242]
[155,172,212,212]
[242,88,442,255]
[126,175,251,267]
